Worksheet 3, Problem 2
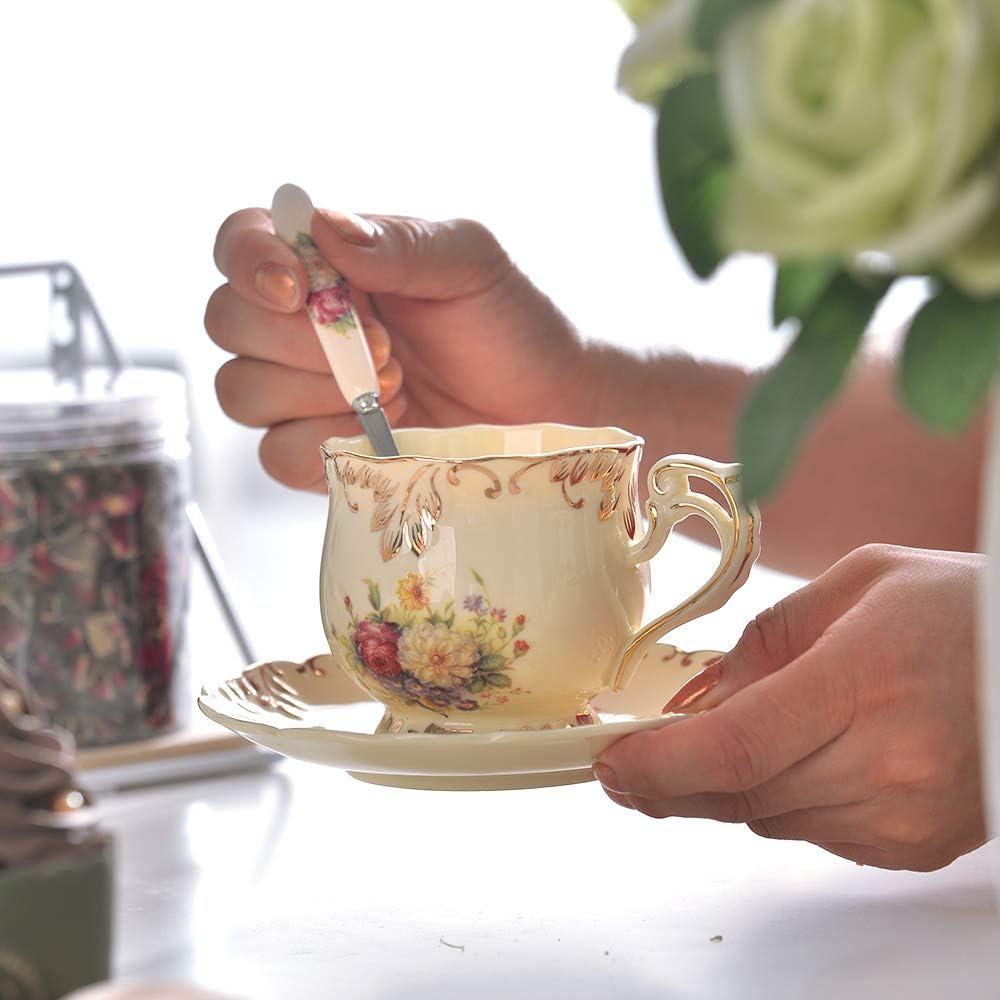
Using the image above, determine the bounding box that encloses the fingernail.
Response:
[662,659,724,714]
[254,263,301,309]
[316,208,380,247]
[592,762,620,791]
[603,787,635,811]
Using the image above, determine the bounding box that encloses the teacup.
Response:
[319,424,760,733]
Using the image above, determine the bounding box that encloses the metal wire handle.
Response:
[0,260,125,389]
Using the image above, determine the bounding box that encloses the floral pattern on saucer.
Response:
[331,570,531,716]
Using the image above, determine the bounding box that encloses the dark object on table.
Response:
[0,658,112,998]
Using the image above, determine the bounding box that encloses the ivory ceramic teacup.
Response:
[319,424,760,733]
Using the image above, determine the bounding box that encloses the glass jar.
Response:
[0,367,192,747]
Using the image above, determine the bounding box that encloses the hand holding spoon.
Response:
[270,184,400,457]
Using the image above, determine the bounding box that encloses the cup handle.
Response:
[611,455,761,691]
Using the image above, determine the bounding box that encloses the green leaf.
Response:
[656,73,732,279]
[486,673,512,689]
[694,0,768,49]
[466,676,486,694]
[772,259,840,327]
[382,606,406,628]
[363,578,381,613]
[737,272,887,504]
[901,287,1000,432]
[478,653,505,672]
[338,634,361,668]
[470,569,486,589]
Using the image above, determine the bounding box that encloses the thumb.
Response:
[598,634,854,802]
[664,548,878,714]
[310,210,510,301]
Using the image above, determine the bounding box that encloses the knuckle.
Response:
[747,817,784,841]
[393,217,437,258]
[713,717,771,792]
[448,218,511,287]
[452,217,501,253]
[905,747,951,793]
[739,602,794,667]
[876,808,938,849]
[864,737,949,796]
[630,797,670,820]
[737,785,773,822]
[709,792,756,824]
[847,543,905,576]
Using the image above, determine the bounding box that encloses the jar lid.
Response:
[0,367,188,455]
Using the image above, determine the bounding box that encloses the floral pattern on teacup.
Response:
[331,570,531,715]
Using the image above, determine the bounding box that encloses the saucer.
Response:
[198,644,719,791]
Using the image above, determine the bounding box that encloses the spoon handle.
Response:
[271,184,398,456]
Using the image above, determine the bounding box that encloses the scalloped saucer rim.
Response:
[198,644,719,791]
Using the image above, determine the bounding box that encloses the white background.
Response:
[5,14,999,999]
[0,0,918,664]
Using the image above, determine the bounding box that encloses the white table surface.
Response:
[104,529,1000,999]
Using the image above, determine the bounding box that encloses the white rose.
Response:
[619,0,1000,295]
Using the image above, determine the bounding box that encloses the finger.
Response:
[664,554,882,714]
[205,283,392,373]
[0,799,28,824]
[597,640,854,801]
[26,728,70,755]
[815,841,942,872]
[215,356,403,428]
[597,781,634,811]
[258,402,410,491]
[0,745,72,795]
[817,842,891,867]
[213,208,307,313]
[625,739,866,821]
[746,804,876,846]
[2,720,70,756]
[311,211,510,300]
[661,656,723,714]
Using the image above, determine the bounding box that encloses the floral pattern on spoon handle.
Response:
[290,231,359,340]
